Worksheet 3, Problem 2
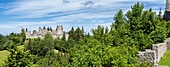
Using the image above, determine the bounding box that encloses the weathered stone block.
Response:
[138,38,170,66]
[25,25,69,40]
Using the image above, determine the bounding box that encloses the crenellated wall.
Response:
[25,25,69,40]
[137,38,170,66]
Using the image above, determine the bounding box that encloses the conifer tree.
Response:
[75,27,82,42]
[92,25,105,41]
[20,28,26,44]
[47,27,50,31]
[81,26,85,39]
[126,2,144,31]
[50,27,52,31]
[33,30,36,34]
[68,27,75,39]
[158,7,162,21]
[86,32,90,38]
[26,28,28,32]
[24,39,32,53]
[126,2,144,20]
[62,33,66,41]
[163,11,166,20]
[43,26,46,29]
[4,43,32,67]
[112,9,125,29]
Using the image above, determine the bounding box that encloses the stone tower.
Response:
[39,27,42,33]
[166,0,170,21]
[56,25,63,34]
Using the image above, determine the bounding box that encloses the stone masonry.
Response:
[166,38,170,50]
[137,38,170,67]
[25,25,69,40]
[166,0,170,21]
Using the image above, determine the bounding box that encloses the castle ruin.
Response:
[25,25,69,40]
[166,0,170,21]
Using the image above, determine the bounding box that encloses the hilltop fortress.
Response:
[25,25,69,40]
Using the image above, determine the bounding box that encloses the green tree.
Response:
[28,38,41,55]
[20,28,26,44]
[26,28,28,32]
[50,27,52,31]
[33,30,36,34]
[47,27,50,31]
[75,27,82,42]
[62,33,66,41]
[70,39,140,67]
[37,50,58,67]
[68,27,75,39]
[158,7,162,21]
[81,26,85,39]
[125,2,144,32]
[126,2,144,21]
[85,32,90,38]
[92,25,104,41]
[24,39,32,52]
[0,34,11,50]
[37,33,54,56]
[43,26,46,29]
[4,43,32,67]
[140,8,156,34]
[150,25,167,43]
[112,9,126,29]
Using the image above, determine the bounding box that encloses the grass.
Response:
[158,50,170,66]
[0,50,10,66]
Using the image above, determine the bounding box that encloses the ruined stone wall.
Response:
[166,38,170,50]
[138,38,170,65]
[25,31,31,39]
[56,25,63,34]
[137,49,156,63]
[152,43,167,63]
[166,0,170,11]
[25,25,68,40]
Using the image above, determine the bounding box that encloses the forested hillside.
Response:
[0,2,170,67]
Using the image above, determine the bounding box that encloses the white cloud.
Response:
[4,0,164,18]
[0,20,72,29]
[0,0,166,34]
[4,0,83,18]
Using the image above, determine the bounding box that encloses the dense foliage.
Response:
[0,2,169,67]
[4,43,32,67]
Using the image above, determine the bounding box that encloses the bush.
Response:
[150,26,167,43]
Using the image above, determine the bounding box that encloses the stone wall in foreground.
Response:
[138,49,156,63]
[152,43,167,63]
[137,38,170,66]
[166,38,170,50]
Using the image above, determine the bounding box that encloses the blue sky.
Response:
[0,0,166,35]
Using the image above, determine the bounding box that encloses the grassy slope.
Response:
[0,50,10,65]
[158,50,170,66]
